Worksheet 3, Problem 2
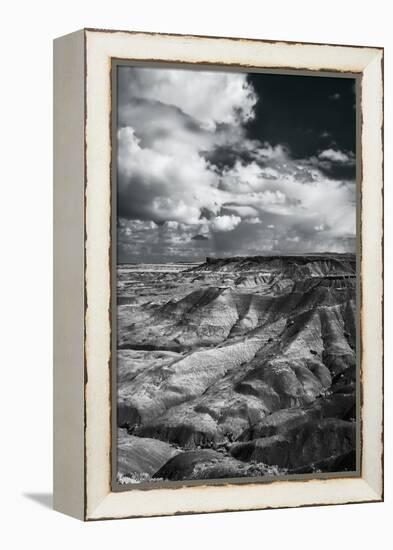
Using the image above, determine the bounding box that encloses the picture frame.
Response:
[53,28,383,521]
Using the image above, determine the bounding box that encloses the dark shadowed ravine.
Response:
[116,254,357,484]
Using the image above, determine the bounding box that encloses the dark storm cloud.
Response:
[116,66,356,263]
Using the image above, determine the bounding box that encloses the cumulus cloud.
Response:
[211,215,242,232]
[223,205,260,218]
[318,148,353,163]
[245,217,261,225]
[117,126,219,224]
[117,66,356,261]
[119,66,257,129]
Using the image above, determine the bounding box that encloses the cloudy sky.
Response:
[117,66,356,263]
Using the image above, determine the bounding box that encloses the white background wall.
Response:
[0,1,391,548]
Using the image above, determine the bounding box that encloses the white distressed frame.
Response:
[56,29,383,521]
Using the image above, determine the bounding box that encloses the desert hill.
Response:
[116,254,358,482]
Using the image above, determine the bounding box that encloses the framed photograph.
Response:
[53,28,383,520]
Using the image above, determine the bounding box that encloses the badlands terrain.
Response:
[116,254,357,484]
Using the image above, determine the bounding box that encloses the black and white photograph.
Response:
[114,64,358,485]
[1,0,387,536]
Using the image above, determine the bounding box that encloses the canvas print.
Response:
[114,65,358,485]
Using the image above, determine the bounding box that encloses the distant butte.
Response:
[192,234,209,240]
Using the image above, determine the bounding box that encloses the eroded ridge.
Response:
[116,254,357,484]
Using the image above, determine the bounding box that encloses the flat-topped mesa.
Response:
[192,254,356,279]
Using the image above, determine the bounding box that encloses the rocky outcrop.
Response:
[116,254,358,482]
[118,336,264,427]
[230,418,356,471]
[237,392,355,441]
[120,288,355,445]
[192,254,356,279]
[117,429,179,482]
[153,449,284,481]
